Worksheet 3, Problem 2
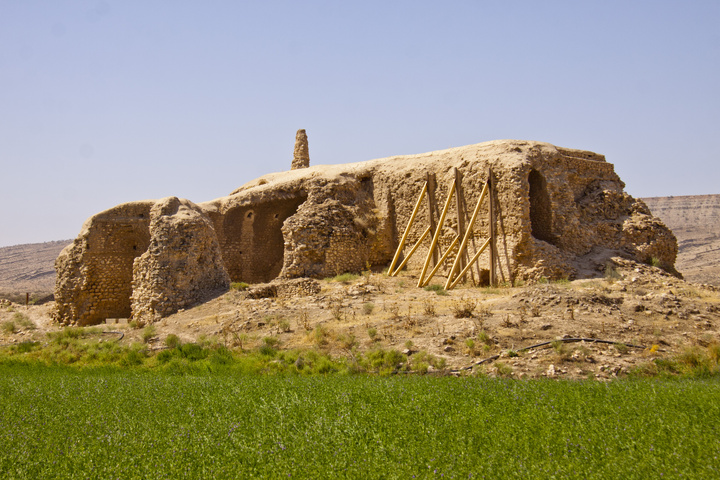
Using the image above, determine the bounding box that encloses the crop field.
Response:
[0,366,719,479]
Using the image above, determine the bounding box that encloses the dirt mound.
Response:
[3,259,717,380]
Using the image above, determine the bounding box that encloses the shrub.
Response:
[362,348,405,374]
[230,282,250,291]
[604,262,622,282]
[275,318,290,333]
[13,341,40,354]
[312,325,329,347]
[421,299,436,316]
[142,325,157,343]
[120,344,147,367]
[179,343,207,361]
[164,334,181,349]
[451,297,477,318]
[362,302,375,315]
[12,313,35,330]
[367,327,378,342]
[329,273,359,284]
[495,361,513,377]
[477,331,493,346]
[1,320,16,334]
[338,333,357,351]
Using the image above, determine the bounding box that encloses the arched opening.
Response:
[221,195,306,283]
[528,169,555,245]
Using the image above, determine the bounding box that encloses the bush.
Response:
[142,325,157,343]
[179,343,208,361]
[12,313,35,330]
[451,297,477,318]
[367,327,378,342]
[312,325,329,347]
[1,320,16,334]
[230,282,250,291]
[164,334,181,349]
[329,273,359,284]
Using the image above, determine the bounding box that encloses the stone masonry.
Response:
[54,139,678,325]
[291,129,310,170]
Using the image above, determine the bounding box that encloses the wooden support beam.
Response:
[387,182,428,276]
[417,178,456,287]
[448,238,491,290]
[453,168,468,284]
[488,169,497,286]
[389,227,431,276]
[420,235,460,287]
[426,173,439,265]
[444,181,489,290]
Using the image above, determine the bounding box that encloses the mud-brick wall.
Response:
[218,195,306,284]
[78,219,151,324]
[53,203,152,326]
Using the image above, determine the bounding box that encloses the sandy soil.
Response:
[2,257,718,380]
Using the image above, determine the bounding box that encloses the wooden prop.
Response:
[420,235,460,287]
[387,182,428,275]
[426,173,439,265]
[417,178,456,287]
[488,169,497,286]
[444,181,489,290]
[449,238,491,290]
[390,227,431,276]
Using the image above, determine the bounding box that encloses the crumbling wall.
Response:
[53,202,152,325]
[280,174,393,278]
[217,195,306,283]
[130,197,229,324]
[54,139,679,325]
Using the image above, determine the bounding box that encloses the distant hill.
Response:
[0,240,71,297]
[642,194,720,286]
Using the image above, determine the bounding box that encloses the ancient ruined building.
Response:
[54,138,678,325]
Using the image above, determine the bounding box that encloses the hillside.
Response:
[0,240,71,298]
[642,194,720,286]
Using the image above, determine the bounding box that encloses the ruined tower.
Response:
[291,129,310,170]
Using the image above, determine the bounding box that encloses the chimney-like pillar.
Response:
[291,129,310,170]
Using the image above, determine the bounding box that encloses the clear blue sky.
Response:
[1,1,718,246]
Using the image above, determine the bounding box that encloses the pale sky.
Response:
[1,1,718,247]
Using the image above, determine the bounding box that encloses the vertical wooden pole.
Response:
[453,168,469,284]
[426,173,438,265]
[488,169,497,287]
[26,293,29,307]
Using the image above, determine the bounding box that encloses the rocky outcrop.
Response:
[54,139,678,325]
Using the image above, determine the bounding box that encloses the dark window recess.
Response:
[528,169,556,245]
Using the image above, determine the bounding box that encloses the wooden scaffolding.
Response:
[387,168,498,289]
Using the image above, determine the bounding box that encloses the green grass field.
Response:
[1,365,719,479]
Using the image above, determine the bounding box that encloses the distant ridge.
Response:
[0,240,71,295]
[642,194,720,285]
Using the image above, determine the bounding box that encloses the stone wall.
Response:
[54,202,152,325]
[54,139,678,325]
[130,197,230,324]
